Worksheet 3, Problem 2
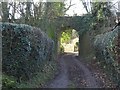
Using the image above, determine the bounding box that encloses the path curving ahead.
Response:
[47,53,101,88]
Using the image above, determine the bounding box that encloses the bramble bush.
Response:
[1,22,54,82]
[94,26,120,86]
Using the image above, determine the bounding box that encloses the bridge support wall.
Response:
[79,31,94,59]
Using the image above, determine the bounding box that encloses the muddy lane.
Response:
[47,53,100,88]
[47,55,69,88]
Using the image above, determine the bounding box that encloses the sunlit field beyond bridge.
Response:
[62,37,79,53]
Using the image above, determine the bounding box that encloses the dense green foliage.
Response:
[16,60,57,88]
[2,75,17,89]
[2,60,57,88]
[1,2,66,40]
[60,29,72,44]
[60,44,64,54]
[89,2,120,86]
[1,22,54,82]
[94,26,120,86]
[74,42,79,52]
[77,2,119,86]
[91,2,112,20]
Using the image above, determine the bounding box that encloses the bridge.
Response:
[52,15,92,56]
[54,15,90,33]
[8,14,93,57]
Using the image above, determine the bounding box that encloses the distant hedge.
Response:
[94,26,120,86]
[1,22,54,81]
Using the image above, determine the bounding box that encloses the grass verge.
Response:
[2,60,57,88]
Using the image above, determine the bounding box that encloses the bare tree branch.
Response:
[81,0,89,13]
[63,0,75,13]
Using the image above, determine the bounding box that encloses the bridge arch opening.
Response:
[58,27,79,55]
[55,16,93,57]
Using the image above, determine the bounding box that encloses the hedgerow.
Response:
[1,22,54,81]
[94,26,120,86]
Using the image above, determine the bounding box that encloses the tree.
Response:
[1,2,9,22]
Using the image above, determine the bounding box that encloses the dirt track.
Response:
[47,53,103,88]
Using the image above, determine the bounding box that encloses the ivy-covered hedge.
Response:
[94,26,120,86]
[1,22,54,81]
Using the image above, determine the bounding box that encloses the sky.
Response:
[64,0,87,16]
[34,0,119,16]
[33,0,87,16]
[64,0,120,16]
[0,0,119,19]
[27,0,120,17]
[8,0,87,19]
[34,0,88,16]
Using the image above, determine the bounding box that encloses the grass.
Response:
[2,60,57,88]
[17,60,57,88]
[68,82,76,88]
[0,74,2,89]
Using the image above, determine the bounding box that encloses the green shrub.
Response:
[60,44,64,53]
[75,42,79,47]
[94,26,120,86]
[2,74,17,89]
[1,22,54,81]
[74,42,79,52]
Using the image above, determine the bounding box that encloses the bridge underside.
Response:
[54,16,84,32]
[54,15,93,57]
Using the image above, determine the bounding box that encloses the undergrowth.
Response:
[2,60,57,88]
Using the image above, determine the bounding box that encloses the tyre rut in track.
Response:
[47,53,100,88]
